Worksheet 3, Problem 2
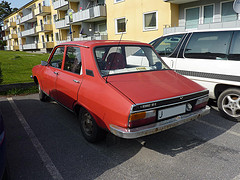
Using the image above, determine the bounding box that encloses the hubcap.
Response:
[222,93,240,117]
[82,113,93,136]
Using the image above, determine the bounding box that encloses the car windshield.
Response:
[94,45,169,76]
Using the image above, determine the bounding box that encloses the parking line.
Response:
[197,119,240,137]
[7,97,64,180]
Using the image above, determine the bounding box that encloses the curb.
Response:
[0,82,36,92]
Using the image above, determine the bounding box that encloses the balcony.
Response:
[17,32,22,38]
[11,45,19,51]
[163,0,200,4]
[45,42,54,48]
[4,46,11,50]
[23,43,38,50]
[8,22,16,27]
[3,35,9,41]
[55,17,70,29]
[72,5,106,24]
[9,33,18,39]
[34,6,51,16]
[53,0,68,10]
[16,19,20,25]
[21,27,37,37]
[36,24,53,32]
[163,20,240,35]
[18,12,37,25]
[1,26,4,31]
[73,34,107,41]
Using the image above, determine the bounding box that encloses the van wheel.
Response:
[38,84,47,102]
[217,88,240,122]
[79,109,106,143]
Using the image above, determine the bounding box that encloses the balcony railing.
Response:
[72,5,106,24]
[21,27,37,37]
[45,42,54,48]
[55,17,70,29]
[11,45,19,51]
[23,43,38,50]
[17,32,22,38]
[34,6,51,16]
[18,12,36,24]
[4,46,11,50]
[53,0,68,10]
[8,22,16,27]
[9,33,18,39]
[3,35,9,40]
[73,34,107,41]
[36,24,53,32]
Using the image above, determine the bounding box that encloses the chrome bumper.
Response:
[110,106,210,139]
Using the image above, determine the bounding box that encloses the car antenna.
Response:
[105,19,128,83]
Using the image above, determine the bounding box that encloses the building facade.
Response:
[2,0,179,52]
[163,0,240,34]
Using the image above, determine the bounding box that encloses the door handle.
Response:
[73,80,80,83]
[54,72,59,75]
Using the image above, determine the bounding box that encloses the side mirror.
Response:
[41,61,48,66]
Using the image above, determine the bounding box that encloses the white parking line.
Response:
[7,97,64,180]
[197,119,240,137]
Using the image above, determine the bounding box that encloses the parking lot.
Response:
[0,94,240,180]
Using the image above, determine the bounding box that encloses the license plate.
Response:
[158,104,186,120]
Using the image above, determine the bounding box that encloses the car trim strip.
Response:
[176,70,240,83]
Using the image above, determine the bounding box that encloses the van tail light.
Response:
[193,96,209,111]
[128,110,156,128]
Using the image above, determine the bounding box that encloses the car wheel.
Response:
[217,88,240,122]
[79,109,106,143]
[38,84,47,102]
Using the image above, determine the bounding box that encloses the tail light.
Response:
[128,110,156,128]
[193,96,209,111]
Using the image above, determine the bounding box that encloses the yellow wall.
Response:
[106,0,179,43]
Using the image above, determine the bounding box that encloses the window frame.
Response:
[115,17,126,34]
[220,0,238,22]
[202,4,215,24]
[143,11,158,31]
[114,0,124,4]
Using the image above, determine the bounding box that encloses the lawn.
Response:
[0,51,50,85]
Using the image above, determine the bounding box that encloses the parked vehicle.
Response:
[32,40,210,142]
[151,29,240,122]
[0,111,8,180]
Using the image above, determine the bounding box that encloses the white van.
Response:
[151,29,240,122]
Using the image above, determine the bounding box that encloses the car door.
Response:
[42,46,65,99]
[55,46,83,110]
[151,33,185,69]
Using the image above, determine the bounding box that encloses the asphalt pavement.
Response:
[0,94,240,180]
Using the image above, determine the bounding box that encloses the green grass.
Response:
[0,86,38,96]
[0,51,50,85]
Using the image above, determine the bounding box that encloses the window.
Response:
[143,11,157,31]
[184,31,232,59]
[229,31,240,60]
[94,45,168,76]
[49,47,65,68]
[221,1,237,22]
[64,47,82,74]
[185,7,200,29]
[151,34,184,57]
[55,33,59,41]
[114,0,124,3]
[204,5,213,24]
[115,18,126,34]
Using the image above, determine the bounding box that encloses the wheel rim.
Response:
[38,84,41,94]
[82,112,94,136]
[222,93,240,118]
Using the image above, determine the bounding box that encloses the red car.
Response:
[32,40,210,142]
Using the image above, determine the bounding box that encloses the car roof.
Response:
[60,40,150,48]
[162,27,240,37]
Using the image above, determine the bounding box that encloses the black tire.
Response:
[217,88,240,122]
[38,84,47,102]
[79,109,106,143]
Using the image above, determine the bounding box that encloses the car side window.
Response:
[184,31,232,60]
[64,47,82,74]
[49,47,65,69]
[228,31,240,61]
[152,34,184,57]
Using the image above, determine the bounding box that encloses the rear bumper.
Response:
[110,106,210,139]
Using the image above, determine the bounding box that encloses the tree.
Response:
[0,1,18,25]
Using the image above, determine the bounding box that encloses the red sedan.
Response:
[32,40,210,142]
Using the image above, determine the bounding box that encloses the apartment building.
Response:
[163,0,240,34]
[106,0,179,42]
[2,0,107,52]
[2,0,178,52]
